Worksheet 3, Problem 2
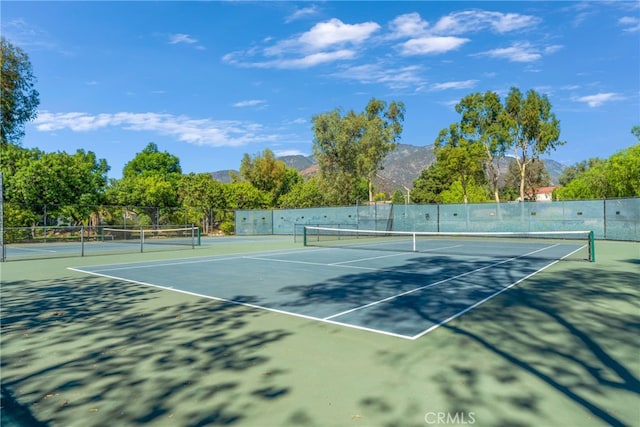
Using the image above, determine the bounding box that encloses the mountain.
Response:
[210,143,565,189]
[210,170,236,183]
[279,154,315,171]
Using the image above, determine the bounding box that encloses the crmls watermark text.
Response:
[424,412,476,425]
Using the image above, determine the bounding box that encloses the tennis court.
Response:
[2,226,199,260]
[2,234,638,426]
[69,231,591,339]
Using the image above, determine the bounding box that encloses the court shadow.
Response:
[276,255,639,426]
[1,275,292,426]
[399,267,638,426]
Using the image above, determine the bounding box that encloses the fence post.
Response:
[0,172,4,262]
[603,199,607,239]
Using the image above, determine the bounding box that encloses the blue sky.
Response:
[3,1,639,179]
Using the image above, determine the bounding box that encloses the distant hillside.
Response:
[210,170,236,183]
[279,154,315,171]
[210,143,564,189]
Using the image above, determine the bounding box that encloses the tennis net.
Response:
[303,226,595,262]
[102,226,199,248]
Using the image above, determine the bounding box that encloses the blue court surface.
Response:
[69,240,584,339]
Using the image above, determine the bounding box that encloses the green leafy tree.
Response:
[502,159,551,201]
[312,98,404,205]
[9,149,109,225]
[223,182,269,210]
[503,88,564,202]
[278,176,327,208]
[1,37,39,146]
[558,158,604,186]
[108,142,182,225]
[312,108,364,205]
[555,145,640,199]
[178,173,227,234]
[239,148,302,206]
[411,161,453,204]
[359,99,405,201]
[455,91,509,202]
[123,142,181,179]
[440,179,489,204]
[391,189,406,205]
[434,123,487,204]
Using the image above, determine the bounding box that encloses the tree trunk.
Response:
[519,162,527,201]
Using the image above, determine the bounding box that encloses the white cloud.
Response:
[574,93,622,107]
[329,63,426,90]
[34,111,279,147]
[299,18,380,50]
[430,80,478,91]
[400,36,469,56]
[388,13,429,39]
[476,42,542,62]
[285,5,320,23]
[268,18,380,55]
[224,18,379,69]
[619,16,640,32]
[233,99,267,108]
[544,44,563,54]
[225,48,357,70]
[431,10,541,35]
[169,33,198,44]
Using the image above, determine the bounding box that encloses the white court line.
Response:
[66,266,416,340]
[68,242,581,341]
[71,247,325,273]
[323,243,561,321]
[409,258,562,340]
[10,246,58,253]
[328,244,463,265]
[408,244,588,339]
[241,255,383,271]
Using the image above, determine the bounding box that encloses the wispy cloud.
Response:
[169,33,198,44]
[619,16,640,32]
[285,5,320,23]
[399,36,469,56]
[223,18,379,69]
[168,33,205,50]
[388,13,430,39]
[34,111,279,147]
[476,42,546,62]
[574,93,622,107]
[266,18,380,55]
[430,80,478,91]
[329,63,426,90]
[233,99,267,108]
[2,18,66,53]
[431,10,541,34]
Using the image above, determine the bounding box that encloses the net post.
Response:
[303,226,307,246]
[81,225,85,257]
[589,230,595,262]
[412,232,416,252]
[140,226,144,253]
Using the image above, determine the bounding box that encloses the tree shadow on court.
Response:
[1,275,293,426]
[277,255,639,426]
[384,266,639,426]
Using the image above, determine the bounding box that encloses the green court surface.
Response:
[1,237,639,426]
